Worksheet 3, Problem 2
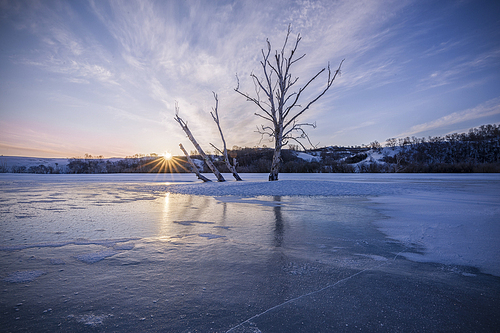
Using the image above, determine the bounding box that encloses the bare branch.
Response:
[284,59,344,129]
[254,112,274,123]
[235,25,343,181]
[210,143,223,155]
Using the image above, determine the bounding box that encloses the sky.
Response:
[0,0,499,158]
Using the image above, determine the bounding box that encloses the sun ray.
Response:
[140,154,190,176]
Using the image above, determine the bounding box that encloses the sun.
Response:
[143,150,187,174]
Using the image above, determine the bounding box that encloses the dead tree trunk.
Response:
[235,24,343,181]
[269,127,283,181]
[179,144,211,182]
[210,92,242,181]
[174,104,225,182]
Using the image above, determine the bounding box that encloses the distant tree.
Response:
[235,25,343,181]
[0,161,8,173]
[386,138,397,149]
[370,141,382,150]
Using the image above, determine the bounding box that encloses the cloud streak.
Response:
[398,98,500,138]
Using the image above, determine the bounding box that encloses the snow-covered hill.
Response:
[0,156,69,172]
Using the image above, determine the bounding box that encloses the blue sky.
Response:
[1,0,499,158]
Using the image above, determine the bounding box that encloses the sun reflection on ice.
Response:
[164,192,170,213]
[157,192,172,239]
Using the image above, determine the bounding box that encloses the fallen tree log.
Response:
[179,143,211,182]
[174,103,225,182]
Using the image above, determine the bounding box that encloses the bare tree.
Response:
[235,25,343,181]
[174,103,225,182]
[209,92,243,181]
[179,143,211,182]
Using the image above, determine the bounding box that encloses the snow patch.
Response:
[174,221,215,226]
[112,243,135,251]
[192,158,204,170]
[4,270,46,283]
[73,313,111,326]
[198,233,225,240]
[0,238,141,252]
[75,250,119,263]
[152,178,401,197]
[295,152,319,162]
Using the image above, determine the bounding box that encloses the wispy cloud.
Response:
[420,49,500,89]
[398,98,500,137]
[1,0,499,156]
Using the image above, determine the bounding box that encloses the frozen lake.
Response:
[1,173,499,332]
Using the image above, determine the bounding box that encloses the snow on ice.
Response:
[4,270,46,283]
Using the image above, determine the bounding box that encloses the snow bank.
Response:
[149,173,499,198]
[150,176,404,197]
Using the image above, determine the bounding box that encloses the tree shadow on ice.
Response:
[273,196,284,247]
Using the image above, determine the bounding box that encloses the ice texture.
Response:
[372,188,500,276]
[1,173,498,276]
[0,173,499,332]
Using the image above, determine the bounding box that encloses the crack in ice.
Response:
[225,251,404,332]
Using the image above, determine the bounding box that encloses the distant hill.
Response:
[0,156,69,173]
[1,124,499,174]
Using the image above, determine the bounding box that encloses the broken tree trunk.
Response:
[174,104,225,182]
[179,143,211,182]
[210,92,242,181]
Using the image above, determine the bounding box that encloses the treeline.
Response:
[1,124,499,174]
[63,150,318,174]
[6,164,62,174]
[381,124,500,172]
[66,154,192,174]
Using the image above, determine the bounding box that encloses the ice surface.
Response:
[372,188,500,276]
[1,173,498,276]
[1,173,499,331]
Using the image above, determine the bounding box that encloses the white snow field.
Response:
[1,173,499,332]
